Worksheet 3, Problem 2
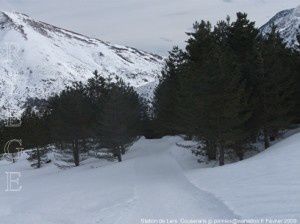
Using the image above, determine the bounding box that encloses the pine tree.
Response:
[178,18,251,165]
[153,46,184,136]
[47,82,93,166]
[228,13,259,61]
[227,12,261,137]
[256,26,296,148]
[196,46,250,165]
[21,107,50,168]
[177,20,216,138]
[96,79,144,162]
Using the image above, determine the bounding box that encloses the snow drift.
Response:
[186,132,300,219]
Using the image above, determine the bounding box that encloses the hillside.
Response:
[0,11,164,118]
[260,5,300,49]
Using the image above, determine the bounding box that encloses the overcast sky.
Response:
[1,0,299,55]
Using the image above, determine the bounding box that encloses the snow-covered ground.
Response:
[0,132,300,223]
[186,132,300,220]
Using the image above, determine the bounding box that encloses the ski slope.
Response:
[0,133,300,223]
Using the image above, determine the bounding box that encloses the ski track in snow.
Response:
[2,133,300,222]
[0,137,237,223]
[117,137,238,223]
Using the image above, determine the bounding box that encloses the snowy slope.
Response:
[1,132,300,223]
[185,132,300,219]
[0,137,237,224]
[0,11,164,118]
[260,5,300,49]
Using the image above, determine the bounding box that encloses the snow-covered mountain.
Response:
[0,11,164,118]
[260,5,300,49]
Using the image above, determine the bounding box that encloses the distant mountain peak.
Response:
[260,6,300,49]
[0,11,164,118]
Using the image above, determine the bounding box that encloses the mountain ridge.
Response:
[1,6,300,118]
[260,5,300,49]
[0,11,164,118]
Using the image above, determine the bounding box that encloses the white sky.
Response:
[1,0,299,55]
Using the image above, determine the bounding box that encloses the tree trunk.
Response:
[207,140,217,161]
[82,138,87,152]
[60,141,64,151]
[73,139,80,166]
[237,151,244,161]
[117,148,122,162]
[121,147,126,155]
[219,145,225,166]
[263,128,270,149]
[37,147,41,168]
[234,144,244,161]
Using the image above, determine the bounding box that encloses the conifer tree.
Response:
[177,20,215,138]
[153,46,184,136]
[256,26,296,148]
[227,12,261,137]
[196,45,250,165]
[178,18,251,165]
[47,82,93,166]
[96,79,144,162]
[21,107,50,168]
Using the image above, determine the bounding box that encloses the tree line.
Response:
[0,12,299,168]
[153,13,300,165]
[0,72,147,167]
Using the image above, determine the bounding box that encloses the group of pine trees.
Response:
[0,72,147,167]
[0,12,299,168]
[153,13,300,165]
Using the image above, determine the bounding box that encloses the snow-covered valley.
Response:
[0,2,300,223]
[1,132,300,223]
